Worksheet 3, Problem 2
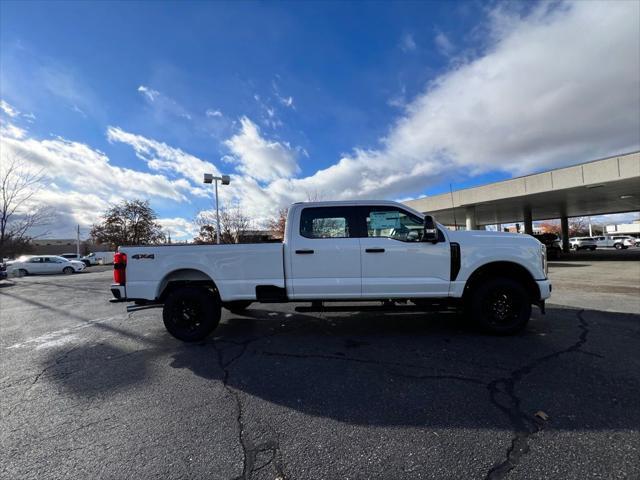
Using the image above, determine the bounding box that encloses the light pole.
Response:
[203,173,231,244]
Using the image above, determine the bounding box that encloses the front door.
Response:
[358,206,451,298]
[288,206,361,299]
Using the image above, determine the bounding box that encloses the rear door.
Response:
[358,206,451,298]
[27,257,46,274]
[288,206,361,299]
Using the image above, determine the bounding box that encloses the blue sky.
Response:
[1,1,639,239]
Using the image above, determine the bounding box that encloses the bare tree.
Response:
[194,204,252,244]
[266,208,288,240]
[0,155,52,257]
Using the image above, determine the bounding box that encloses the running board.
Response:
[295,302,458,314]
[126,303,162,313]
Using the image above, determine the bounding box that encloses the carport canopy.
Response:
[405,151,640,228]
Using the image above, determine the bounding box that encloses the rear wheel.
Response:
[589,246,596,251]
[163,287,220,342]
[614,243,623,250]
[62,267,74,275]
[467,277,531,335]
[225,300,252,314]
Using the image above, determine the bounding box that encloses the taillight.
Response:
[113,252,127,285]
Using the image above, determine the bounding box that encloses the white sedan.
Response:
[6,255,86,276]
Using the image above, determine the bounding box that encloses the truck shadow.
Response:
[38,304,639,431]
[168,305,640,430]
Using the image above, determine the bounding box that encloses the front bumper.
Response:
[537,279,552,301]
[111,284,126,300]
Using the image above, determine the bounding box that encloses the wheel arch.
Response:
[156,268,219,301]
[463,261,540,304]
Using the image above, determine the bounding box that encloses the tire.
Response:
[467,277,531,335]
[17,268,28,277]
[225,300,252,314]
[62,267,74,275]
[163,287,221,342]
[82,260,91,267]
[589,246,596,251]
[614,243,623,250]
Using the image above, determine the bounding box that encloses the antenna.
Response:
[449,184,458,230]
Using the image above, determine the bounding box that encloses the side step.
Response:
[295,301,457,314]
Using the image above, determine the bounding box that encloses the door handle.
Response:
[365,248,385,253]
[295,249,315,254]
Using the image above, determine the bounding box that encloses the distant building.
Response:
[29,239,101,255]
[606,220,640,237]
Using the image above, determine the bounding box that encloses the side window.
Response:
[300,207,351,239]
[29,257,42,263]
[365,207,424,242]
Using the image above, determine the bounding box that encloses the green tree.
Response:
[90,200,165,247]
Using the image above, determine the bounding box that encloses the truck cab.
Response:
[112,200,551,341]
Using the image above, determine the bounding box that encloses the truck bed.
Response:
[120,243,285,301]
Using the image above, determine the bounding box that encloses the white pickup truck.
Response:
[111,200,551,340]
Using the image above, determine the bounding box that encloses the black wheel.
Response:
[225,300,252,314]
[614,243,623,250]
[163,287,220,342]
[467,277,531,335]
[17,268,28,277]
[62,267,74,275]
[589,246,596,251]
[83,260,91,267]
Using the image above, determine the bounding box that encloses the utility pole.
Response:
[76,225,81,257]
[203,173,231,244]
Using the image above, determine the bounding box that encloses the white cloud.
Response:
[206,108,223,117]
[158,217,199,240]
[137,85,160,102]
[106,126,217,189]
[0,122,27,139]
[434,31,455,56]
[400,33,417,52]
[224,117,300,182]
[1,99,20,117]
[231,1,640,220]
[0,122,198,238]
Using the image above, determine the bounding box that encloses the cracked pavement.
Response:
[1,258,639,479]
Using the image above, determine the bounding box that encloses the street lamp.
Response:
[203,173,231,244]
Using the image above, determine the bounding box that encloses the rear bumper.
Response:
[537,279,552,301]
[111,284,126,300]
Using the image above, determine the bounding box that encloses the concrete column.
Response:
[561,215,570,253]
[523,207,533,235]
[465,206,477,231]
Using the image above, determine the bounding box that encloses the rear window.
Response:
[300,207,352,239]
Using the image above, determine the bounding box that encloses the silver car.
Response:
[569,237,597,251]
[6,255,86,276]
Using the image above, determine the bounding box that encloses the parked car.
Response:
[6,255,86,275]
[532,233,562,259]
[569,237,597,250]
[111,200,551,339]
[61,253,98,266]
[0,263,7,281]
[594,235,636,249]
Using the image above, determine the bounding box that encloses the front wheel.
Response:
[614,243,623,250]
[62,267,74,275]
[163,287,221,342]
[16,268,28,277]
[467,277,531,335]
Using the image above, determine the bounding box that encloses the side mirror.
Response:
[423,215,439,243]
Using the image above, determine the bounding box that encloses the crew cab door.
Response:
[288,206,361,299]
[358,206,450,298]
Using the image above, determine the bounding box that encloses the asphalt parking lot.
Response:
[1,252,639,480]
